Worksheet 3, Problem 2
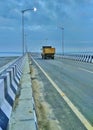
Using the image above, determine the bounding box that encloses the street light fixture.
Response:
[22,7,37,55]
[59,26,64,56]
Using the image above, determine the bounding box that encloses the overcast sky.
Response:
[0,0,93,54]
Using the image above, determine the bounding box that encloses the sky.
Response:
[0,0,93,55]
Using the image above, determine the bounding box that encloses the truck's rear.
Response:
[41,46,55,59]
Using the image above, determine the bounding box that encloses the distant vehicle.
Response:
[41,46,55,59]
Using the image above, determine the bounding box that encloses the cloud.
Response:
[0,26,14,31]
[0,0,93,53]
[26,25,42,31]
[0,0,92,24]
[0,0,79,25]
[25,24,56,32]
[9,0,23,7]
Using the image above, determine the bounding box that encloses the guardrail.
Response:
[0,55,26,130]
[57,54,93,63]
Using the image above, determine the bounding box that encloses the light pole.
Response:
[24,33,28,53]
[22,7,37,55]
[59,27,64,55]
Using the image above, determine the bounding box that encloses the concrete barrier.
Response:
[8,54,38,130]
[0,55,25,130]
[61,54,93,63]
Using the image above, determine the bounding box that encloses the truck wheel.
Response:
[52,56,54,59]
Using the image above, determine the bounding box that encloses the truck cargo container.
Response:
[41,46,55,59]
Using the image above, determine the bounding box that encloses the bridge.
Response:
[0,53,93,130]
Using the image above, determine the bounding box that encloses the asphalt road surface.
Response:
[30,53,93,130]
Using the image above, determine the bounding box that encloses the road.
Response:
[30,53,93,130]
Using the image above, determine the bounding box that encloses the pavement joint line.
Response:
[79,67,93,74]
[31,56,93,130]
[19,118,34,122]
[19,98,32,101]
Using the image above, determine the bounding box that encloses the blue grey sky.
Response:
[0,0,93,54]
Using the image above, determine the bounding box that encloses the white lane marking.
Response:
[31,56,93,130]
[79,67,93,74]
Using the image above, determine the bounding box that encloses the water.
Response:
[0,52,20,68]
[0,56,18,68]
[58,51,93,55]
[0,52,22,56]
[0,51,93,57]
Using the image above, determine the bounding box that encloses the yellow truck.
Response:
[41,46,55,59]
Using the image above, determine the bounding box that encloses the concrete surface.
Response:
[9,55,37,130]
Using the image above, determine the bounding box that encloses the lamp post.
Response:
[59,27,64,56]
[24,33,28,53]
[22,7,37,55]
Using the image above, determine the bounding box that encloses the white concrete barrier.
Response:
[0,79,4,106]
[61,54,93,63]
[0,55,25,130]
